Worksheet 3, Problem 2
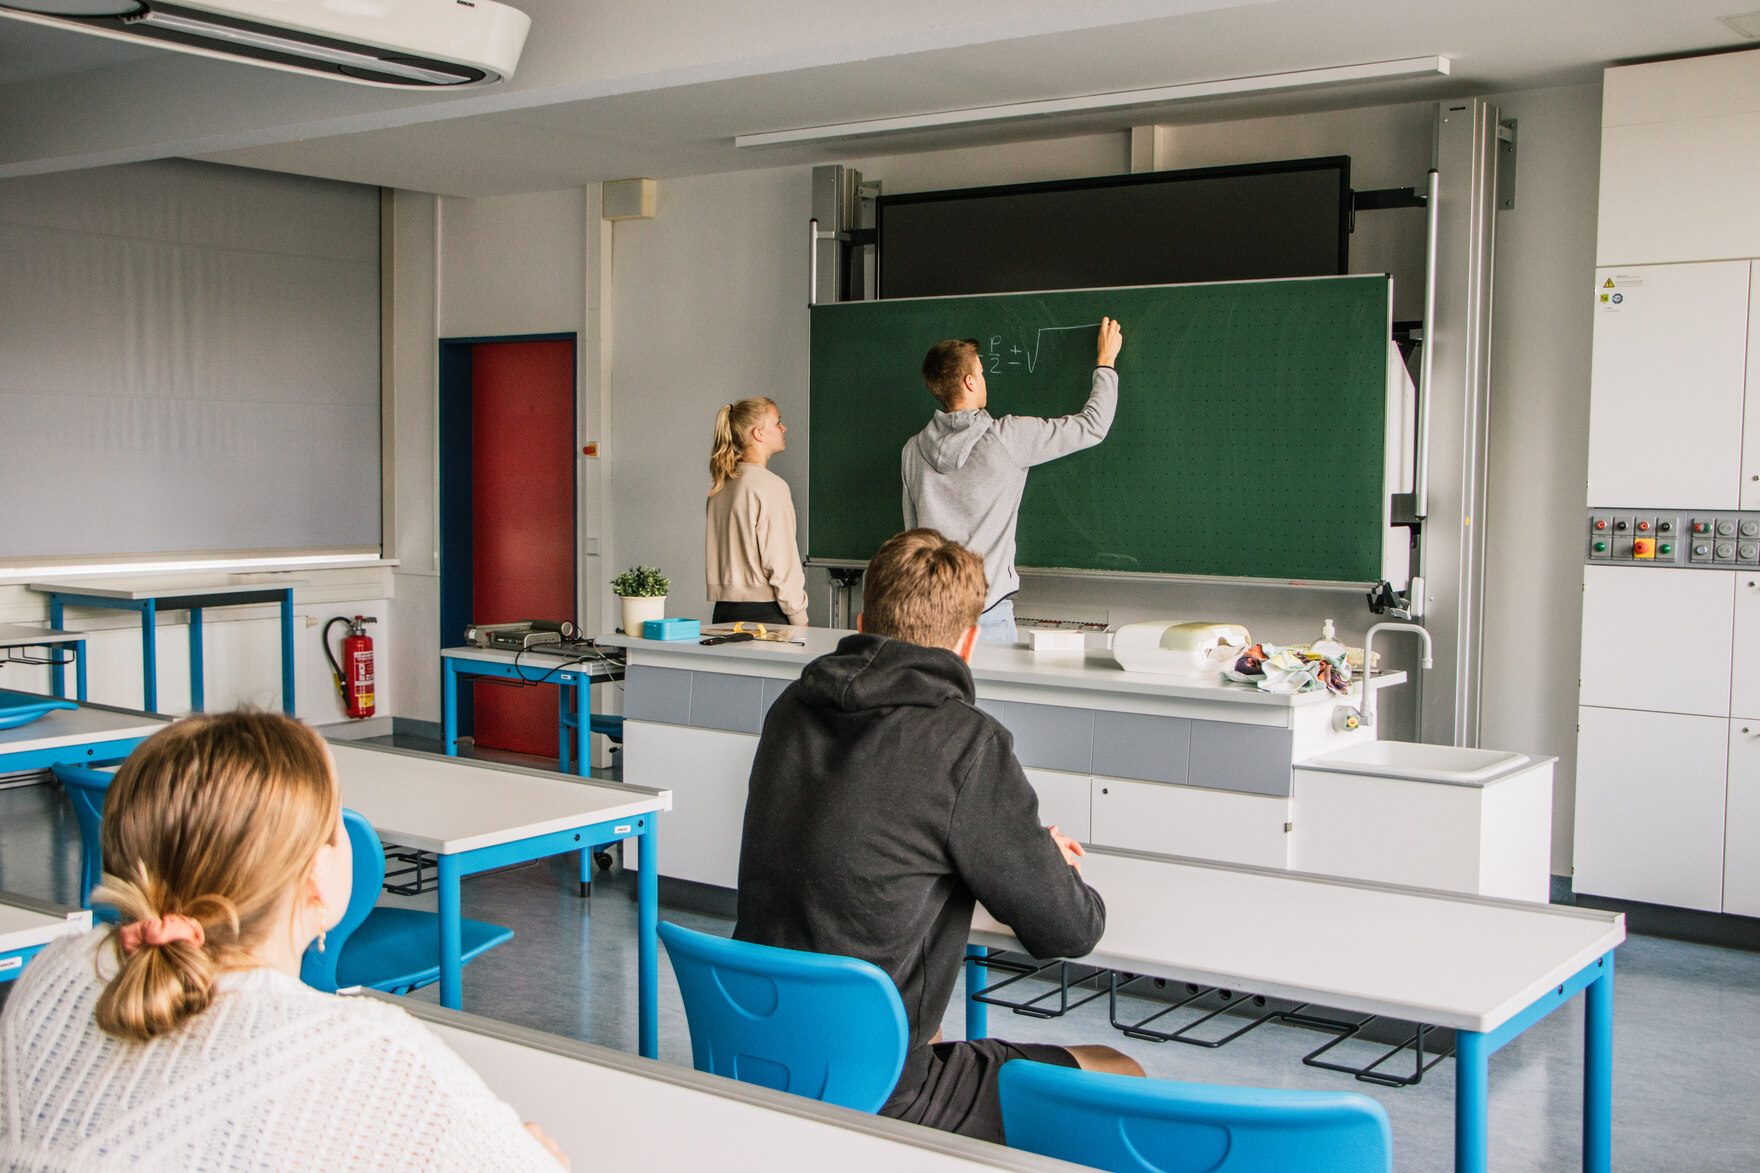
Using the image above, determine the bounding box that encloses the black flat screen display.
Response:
[877,156,1350,299]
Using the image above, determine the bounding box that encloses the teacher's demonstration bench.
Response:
[597,627,1403,896]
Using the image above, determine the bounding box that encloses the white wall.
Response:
[385,186,597,723]
[1476,83,1603,873]
[605,167,813,627]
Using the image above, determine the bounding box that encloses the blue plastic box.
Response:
[642,617,702,641]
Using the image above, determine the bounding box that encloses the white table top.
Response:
[0,624,84,649]
[326,742,671,855]
[441,644,624,678]
[28,577,305,600]
[599,628,1403,710]
[406,1001,1082,1173]
[0,893,92,953]
[0,704,168,755]
[972,847,1625,1034]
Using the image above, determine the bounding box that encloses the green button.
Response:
[1593,541,1607,552]
[1659,543,1672,555]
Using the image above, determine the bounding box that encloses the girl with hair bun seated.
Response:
[705,397,808,627]
[0,711,568,1171]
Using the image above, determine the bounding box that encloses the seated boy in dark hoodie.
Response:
[734,527,1142,1144]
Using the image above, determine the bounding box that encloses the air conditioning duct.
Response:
[0,0,532,87]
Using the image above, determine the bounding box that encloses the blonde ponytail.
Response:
[708,397,777,496]
[91,711,340,1042]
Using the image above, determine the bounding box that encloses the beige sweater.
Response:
[705,462,808,625]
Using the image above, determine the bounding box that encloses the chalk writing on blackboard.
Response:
[981,323,1101,375]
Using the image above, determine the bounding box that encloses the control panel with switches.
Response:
[1586,509,1760,566]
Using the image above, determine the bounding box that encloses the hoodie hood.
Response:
[912,408,993,474]
[794,633,973,715]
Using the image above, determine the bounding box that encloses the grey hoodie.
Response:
[902,366,1118,608]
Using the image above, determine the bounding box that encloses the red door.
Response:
[470,339,575,757]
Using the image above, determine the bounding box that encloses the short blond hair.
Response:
[93,711,341,1042]
[862,529,987,649]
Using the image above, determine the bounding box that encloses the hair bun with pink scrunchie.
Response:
[118,914,206,955]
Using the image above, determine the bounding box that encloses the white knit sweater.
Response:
[0,931,562,1172]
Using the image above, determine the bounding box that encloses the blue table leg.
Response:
[140,600,158,713]
[74,638,87,703]
[559,680,576,776]
[1455,1028,1489,1173]
[278,589,295,716]
[442,658,460,757]
[187,608,204,712]
[48,598,66,698]
[965,944,989,1040]
[438,852,463,1010]
[1584,955,1614,1173]
[638,818,658,1060]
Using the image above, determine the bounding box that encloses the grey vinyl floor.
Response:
[3,743,1758,1172]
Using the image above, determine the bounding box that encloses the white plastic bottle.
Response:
[1311,619,1346,660]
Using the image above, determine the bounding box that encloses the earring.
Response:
[314,899,328,954]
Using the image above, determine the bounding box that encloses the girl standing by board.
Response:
[705,398,808,627]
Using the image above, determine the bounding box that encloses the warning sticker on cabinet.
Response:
[1597,272,1645,312]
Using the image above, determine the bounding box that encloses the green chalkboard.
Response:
[808,275,1392,582]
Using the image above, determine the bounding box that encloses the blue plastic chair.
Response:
[49,763,110,908]
[658,921,909,1112]
[301,809,513,995]
[998,1061,1393,1173]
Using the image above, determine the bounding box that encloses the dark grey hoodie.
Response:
[734,633,1106,1112]
[902,366,1118,609]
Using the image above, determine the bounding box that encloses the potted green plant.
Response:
[611,565,669,636]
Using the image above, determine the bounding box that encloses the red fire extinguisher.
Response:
[323,615,377,719]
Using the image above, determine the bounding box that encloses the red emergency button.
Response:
[1633,538,1656,559]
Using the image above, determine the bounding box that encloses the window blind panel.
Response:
[0,159,380,560]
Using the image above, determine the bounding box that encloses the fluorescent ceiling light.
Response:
[736,56,1451,148]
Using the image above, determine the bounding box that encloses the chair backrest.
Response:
[998,1060,1393,1173]
[657,921,909,1113]
[49,764,112,909]
[299,808,385,992]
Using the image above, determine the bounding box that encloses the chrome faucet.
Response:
[1334,621,1434,731]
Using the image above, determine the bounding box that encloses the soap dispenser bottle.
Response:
[1311,619,1346,660]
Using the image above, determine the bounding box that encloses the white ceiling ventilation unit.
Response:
[0,0,531,87]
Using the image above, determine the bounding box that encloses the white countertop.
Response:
[0,894,91,953]
[0,624,85,649]
[0,704,169,755]
[972,847,1624,1034]
[29,577,306,600]
[599,627,1403,710]
[326,742,670,855]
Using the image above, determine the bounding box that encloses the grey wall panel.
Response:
[1188,721,1295,797]
[690,671,766,734]
[974,697,1006,722]
[999,702,1094,774]
[1092,710,1191,786]
[622,665,692,725]
[760,676,792,720]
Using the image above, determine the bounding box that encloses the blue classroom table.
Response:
[30,579,300,716]
[326,740,670,1058]
[441,645,623,776]
[965,848,1624,1173]
[0,624,88,702]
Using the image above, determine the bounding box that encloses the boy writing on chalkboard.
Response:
[903,318,1123,642]
[735,528,1142,1145]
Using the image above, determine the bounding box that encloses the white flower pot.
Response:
[620,594,667,636]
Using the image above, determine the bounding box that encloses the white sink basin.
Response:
[1297,741,1530,785]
